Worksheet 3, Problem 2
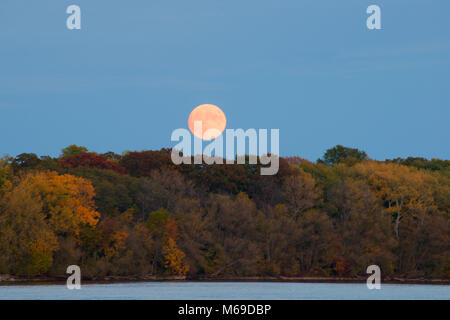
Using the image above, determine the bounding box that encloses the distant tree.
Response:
[99,218,129,260]
[327,178,396,276]
[64,167,139,216]
[172,198,211,275]
[319,145,368,166]
[0,158,14,191]
[138,169,195,219]
[163,237,190,275]
[0,170,102,276]
[205,193,263,276]
[59,153,125,174]
[9,153,61,173]
[280,167,320,220]
[162,218,190,275]
[146,209,171,236]
[145,209,172,274]
[284,156,309,166]
[1,145,449,280]
[0,171,99,275]
[120,150,173,177]
[352,161,449,275]
[387,157,450,172]
[295,209,335,275]
[12,153,41,170]
[61,145,89,158]
[354,161,433,241]
[15,171,100,237]
[0,182,58,276]
[102,151,122,161]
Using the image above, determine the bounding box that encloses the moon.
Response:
[188,104,227,140]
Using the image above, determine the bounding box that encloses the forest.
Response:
[0,145,448,280]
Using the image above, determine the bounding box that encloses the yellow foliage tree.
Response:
[353,161,437,240]
[103,230,129,260]
[17,171,100,237]
[162,218,189,275]
[0,171,100,276]
[163,237,190,276]
[0,180,58,276]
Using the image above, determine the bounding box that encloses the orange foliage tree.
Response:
[0,171,100,276]
[18,171,100,237]
[163,218,190,275]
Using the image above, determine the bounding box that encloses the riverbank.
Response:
[1,274,449,285]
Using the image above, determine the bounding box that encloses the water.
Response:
[0,282,448,300]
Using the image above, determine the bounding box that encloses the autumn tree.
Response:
[353,161,447,275]
[259,204,298,276]
[61,145,89,157]
[280,166,320,220]
[20,171,100,237]
[171,198,216,275]
[11,153,41,171]
[0,145,448,280]
[0,177,58,276]
[327,178,396,276]
[145,209,170,274]
[120,149,173,177]
[204,193,263,276]
[163,218,190,275]
[63,167,140,217]
[295,209,335,275]
[0,157,13,191]
[354,161,434,240]
[59,153,125,174]
[138,169,195,220]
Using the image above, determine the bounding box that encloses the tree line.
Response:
[0,145,448,279]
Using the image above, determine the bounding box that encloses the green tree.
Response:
[12,153,41,171]
[319,145,368,166]
[61,145,89,158]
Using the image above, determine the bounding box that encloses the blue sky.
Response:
[0,0,449,160]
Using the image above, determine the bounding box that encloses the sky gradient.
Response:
[0,0,449,161]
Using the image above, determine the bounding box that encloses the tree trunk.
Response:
[394,213,401,241]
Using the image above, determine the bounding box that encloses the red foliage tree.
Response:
[59,153,125,174]
[120,149,173,177]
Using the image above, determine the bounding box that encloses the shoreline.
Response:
[1,275,449,286]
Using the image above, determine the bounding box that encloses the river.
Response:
[0,281,449,300]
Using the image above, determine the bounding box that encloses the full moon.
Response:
[188,104,227,140]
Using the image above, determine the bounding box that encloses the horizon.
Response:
[4,143,450,164]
